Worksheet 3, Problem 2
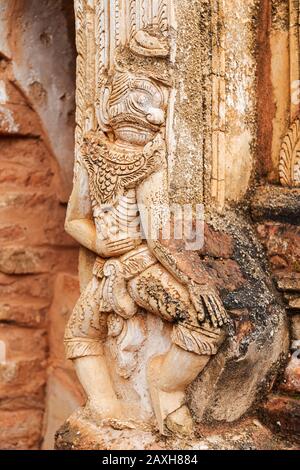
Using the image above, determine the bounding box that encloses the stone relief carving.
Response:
[211,0,226,209]
[65,0,229,437]
[279,118,300,187]
[279,0,300,187]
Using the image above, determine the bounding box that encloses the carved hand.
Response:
[188,284,229,328]
[96,236,139,258]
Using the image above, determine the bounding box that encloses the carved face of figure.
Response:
[107,71,166,146]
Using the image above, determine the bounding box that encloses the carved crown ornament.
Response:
[129,28,170,57]
[74,0,173,149]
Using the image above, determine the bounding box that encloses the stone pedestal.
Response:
[55,410,298,451]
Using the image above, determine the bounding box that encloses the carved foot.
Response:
[165,405,194,437]
[83,399,137,430]
[84,398,123,422]
[147,355,191,436]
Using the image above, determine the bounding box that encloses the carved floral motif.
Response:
[279,118,300,187]
[279,0,300,187]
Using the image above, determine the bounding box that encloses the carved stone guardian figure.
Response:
[55,1,289,450]
[64,3,228,435]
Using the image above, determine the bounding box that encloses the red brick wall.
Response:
[0,58,80,449]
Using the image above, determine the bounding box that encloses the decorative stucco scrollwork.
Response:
[279,118,300,187]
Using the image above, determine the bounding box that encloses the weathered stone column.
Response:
[250,1,300,438]
[55,0,288,450]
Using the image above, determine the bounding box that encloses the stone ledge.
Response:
[258,394,300,441]
[279,353,300,394]
[276,273,300,293]
[284,295,300,311]
[55,410,299,450]
[251,185,300,223]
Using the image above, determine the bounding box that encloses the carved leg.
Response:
[65,276,133,426]
[147,344,210,435]
[74,355,123,421]
[128,264,225,435]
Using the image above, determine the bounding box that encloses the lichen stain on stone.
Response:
[271,0,289,31]
[170,0,212,205]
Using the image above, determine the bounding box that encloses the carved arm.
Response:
[65,164,140,258]
[137,168,229,328]
[64,165,99,253]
